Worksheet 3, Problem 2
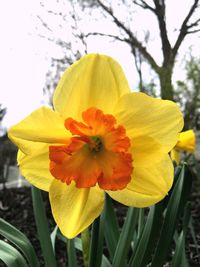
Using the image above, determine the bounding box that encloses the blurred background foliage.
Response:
[174,55,200,130]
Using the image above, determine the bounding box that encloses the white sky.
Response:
[0,0,199,129]
[0,1,48,128]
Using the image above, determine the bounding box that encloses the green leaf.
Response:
[129,203,163,267]
[137,209,145,238]
[59,235,112,267]
[74,237,82,251]
[31,186,57,267]
[81,229,90,267]
[104,194,120,259]
[51,225,58,253]
[171,231,185,267]
[75,236,112,267]
[151,164,192,267]
[182,202,191,235]
[0,240,28,267]
[101,256,112,267]
[0,218,39,267]
[188,216,200,262]
[112,207,139,267]
[88,209,105,267]
[182,250,190,267]
[172,201,191,265]
[67,238,78,267]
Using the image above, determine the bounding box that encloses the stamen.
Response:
[89,136,103,153]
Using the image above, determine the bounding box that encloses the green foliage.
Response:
[0,240,29,267]
[0,219,39,267]
[67,239,78,267]
[151,165,191,266]
[137,78,158,98]
[175,55,200,130]
[0,164,196,267]
[31,186,57,267]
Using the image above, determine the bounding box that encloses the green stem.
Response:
[31,186,57,267]
[88,209,105,267]
[137,208,144,238]
[67,238,78,267]
[81,229,90,267]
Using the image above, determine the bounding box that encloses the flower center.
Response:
[49,107,133,191]
[89,136,103,153]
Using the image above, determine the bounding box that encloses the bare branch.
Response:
[132,47,145,92]
[37,33,55,42]
[187,28,200,34]
[85,32,128,43]
[37,15,53,32]
[96,0,160,73]
[133,0,156,13]
[152,0,172,65]
[173,0,200,56]
[187,18,200,29]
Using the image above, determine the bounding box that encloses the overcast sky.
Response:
[0,0,199,130]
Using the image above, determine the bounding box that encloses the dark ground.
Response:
[0,185,199,267]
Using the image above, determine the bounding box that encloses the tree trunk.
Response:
[159,67,174,100]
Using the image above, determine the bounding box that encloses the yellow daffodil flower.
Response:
[8,54,183,238]
[171,130,196,163]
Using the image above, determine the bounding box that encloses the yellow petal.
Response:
[17,144,54,191]
[170,148,180,164]
[130,135,165,166]
[8,107,70,154]
[49,180,104,238]
[53,54,130,120]
[107,154,173,207]
[114,92,184,153]
[175,130,195,152]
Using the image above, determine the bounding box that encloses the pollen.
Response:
[49,107,133,190]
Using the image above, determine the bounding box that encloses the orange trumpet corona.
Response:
[49,107,133,190]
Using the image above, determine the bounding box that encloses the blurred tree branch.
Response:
[36,1,87,105]
[85,0,200,100]
[0,105,6,123]
[36,0,200,105]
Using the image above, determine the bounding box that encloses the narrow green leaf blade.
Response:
[129,203,163,267]
[182,202,191,235]
[0,218,39,267]
[62,235,112,267]
[67,238,78,267]
[31,186,57,267]
[74,237,82,251]
[137,209,145,238]
[0,248,16,267]
[101,256,112,267]
[112,207,139,267]
[189,216,200,262]
[151,164,192,267]
[51,225,58,253]
[89,209,105,267]
[0,240,28,267]
[182,250,190,267]
[75,236,112,267]
[104,194,120,259]
[171,231,185,267]
[81,229,90,267]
